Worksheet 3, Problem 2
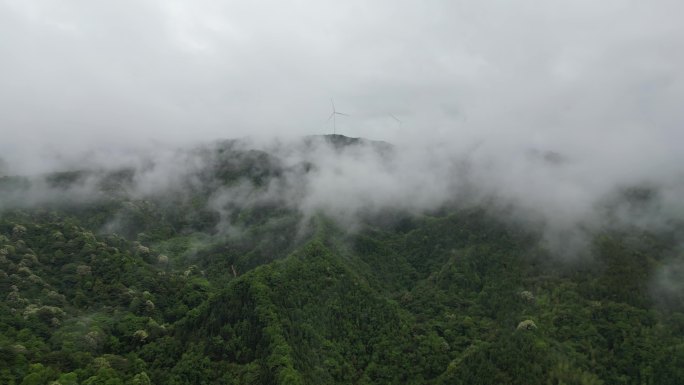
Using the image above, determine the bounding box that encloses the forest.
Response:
[1,137,683,385]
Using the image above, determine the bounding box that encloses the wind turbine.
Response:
[327,99,349,135]
[389,113,402,130]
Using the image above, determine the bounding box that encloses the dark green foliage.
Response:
[1,172,683,384]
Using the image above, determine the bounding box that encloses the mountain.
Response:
[0,136,683,384]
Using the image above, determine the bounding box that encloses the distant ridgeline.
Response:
[0,135,683,384]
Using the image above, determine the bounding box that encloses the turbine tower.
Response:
[389,113,402,130]
[327,99,349,135]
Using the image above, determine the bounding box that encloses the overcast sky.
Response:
[1,0,683,175]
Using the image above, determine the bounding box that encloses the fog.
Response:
[1,1,684,256]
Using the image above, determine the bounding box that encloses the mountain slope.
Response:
[1,136,683,384]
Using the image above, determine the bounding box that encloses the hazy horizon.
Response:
[2,1,683,169]
[2,1,684,257]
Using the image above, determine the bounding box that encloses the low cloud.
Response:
[1,1,683,260]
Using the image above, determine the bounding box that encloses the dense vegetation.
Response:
[1,137,683,384]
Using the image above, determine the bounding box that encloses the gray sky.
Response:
[2,0,682,163]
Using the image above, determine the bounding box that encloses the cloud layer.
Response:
[2,1,683,166]
[1,1,684,257]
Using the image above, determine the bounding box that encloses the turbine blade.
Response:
[327,112,335,121]
[330,98,336,112]
[390,114,401,122]
[336,112,350,116]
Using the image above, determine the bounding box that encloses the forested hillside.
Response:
[1,137,683,384]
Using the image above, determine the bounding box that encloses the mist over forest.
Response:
[1,1,684,384]
[3,133,683,258]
